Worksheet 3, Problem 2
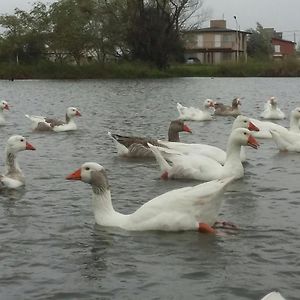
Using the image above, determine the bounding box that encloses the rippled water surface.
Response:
[0,78,300,300]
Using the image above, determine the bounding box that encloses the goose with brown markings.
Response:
[108,120,192,158]
[25,107,81,132]
[214,97,241,116]
[66,162,234,233]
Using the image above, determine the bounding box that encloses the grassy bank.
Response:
[1,59,300,80]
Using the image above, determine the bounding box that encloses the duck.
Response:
[148,128,259,181]
[25,107,81,132]
[0,100,9,126]
[66,162,235,233]
[108,120,192,158]
[157,115,259,164]
[251,107,300,139]
[260,96,285,120]
[176,99,215,121]
[214,97,241,116]
[0,135,36,189]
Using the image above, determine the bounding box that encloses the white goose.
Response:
[260,97,285,120]
[251,107,300,139]
[268,107,300,151]
[66,162,234,233]
[158,115,259,164]
[25,107,81,132]
[148,128,259,181]
[177,99,215,121]
[0,135,36,189]
[0,100,9,126]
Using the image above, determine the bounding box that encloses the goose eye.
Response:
[20,139,24,142]
[85,167,90,171]
[244,132,247,135]
[244,120,247,123]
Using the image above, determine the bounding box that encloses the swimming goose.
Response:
[269,108,300,151]
[0,100,9,126]
[177,99,215,121]
[25,107,81,132]
[251,107,300,139]
[0,135,36,189]
[108,120,192,158]
[214,97,241,116]
[157,115,259,164]
[148,128,259,181]
[260,97,285,120]
[66,162,234,232]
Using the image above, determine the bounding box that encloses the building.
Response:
[259,27,296,60]
[182,20,251,64]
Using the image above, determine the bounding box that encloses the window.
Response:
[274,45,281,53]
[197,35,203,47]
[215,35,221,47]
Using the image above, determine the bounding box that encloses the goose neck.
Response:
[4,149,21,174]
[91,187,124,226]
[168,128,180,142]
[289,115,300,132]
[224,139,242,165]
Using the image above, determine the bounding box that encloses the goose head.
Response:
[269,97,277,107]
[290,107,300,119]
[66,162,109,191]
[1,100,9,111]
[6,135,36,153]
[232,97,241,108]
[66,107,81,118]
[203,99,215,108]
[230,128,259,149]
[232,115,259,131]
[170,120,192,133]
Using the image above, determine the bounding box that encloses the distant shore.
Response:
[1,59,300,80]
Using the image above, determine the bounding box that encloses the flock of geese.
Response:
[0,96,292,300]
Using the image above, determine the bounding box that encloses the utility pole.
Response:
[234,16,239,62]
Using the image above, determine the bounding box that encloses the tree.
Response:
[0,3,50,63]
[48,0,93,64]
[126,0,205,69]
[247,23,274,59]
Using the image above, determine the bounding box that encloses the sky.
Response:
[1,0,300,42]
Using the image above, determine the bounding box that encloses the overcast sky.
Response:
[1,0,300,42]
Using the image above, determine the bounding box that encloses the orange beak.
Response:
[248,121,259,132]
[183,124,192,133]
[247,135,259,149]
[66,168,81,180]
[76,110,81,116]
[26,142,36,150]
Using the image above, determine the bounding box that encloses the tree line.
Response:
[0,0,205,69]
[0,0,283,71]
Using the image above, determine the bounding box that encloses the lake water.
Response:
[0,78,299,300]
